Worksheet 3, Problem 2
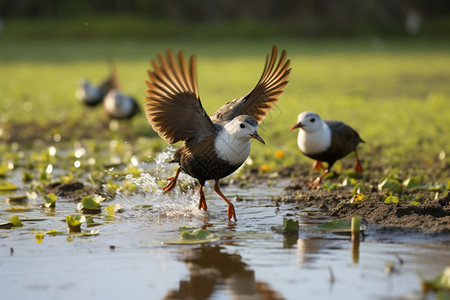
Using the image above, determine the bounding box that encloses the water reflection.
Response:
[164,245,284,300]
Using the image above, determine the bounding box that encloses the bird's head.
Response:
[225,115,265,144]
[290,111,323,134]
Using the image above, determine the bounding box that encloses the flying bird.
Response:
[290,111,364,188]
[103,89,140,120]
[145,46,290,221]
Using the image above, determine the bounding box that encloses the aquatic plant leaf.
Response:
[351,216,361,234]
[323,182,339,191]
[341,177,356,187]
[350,193,367,203]
[7,195,28,204]
[420,266,450,292]
[43,193,57,208]
[384,195,399,204]
[378,178,402,193]
[9,215,23,227]
[35,232,44,244]
[46,230,65,235]
[164,229,219,245]
[0,222,14,229]
[66,215,86,233]
[0,163,10,176]
[78,195,104,213]
[4,207,33,213]
[105,204,121,217]
[282,218,299,231]
[0,180,18,191]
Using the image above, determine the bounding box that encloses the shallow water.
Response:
[1,170,449,300]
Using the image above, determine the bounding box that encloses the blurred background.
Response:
[1,0,449,38]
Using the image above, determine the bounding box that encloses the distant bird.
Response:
[75,65,118,107]
[290,111,364,188]
[103,89,140,120]
[145,46,290,221]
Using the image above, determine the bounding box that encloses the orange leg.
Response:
[307,169,329,189]
[354,150,363,173]
[163,167,181,193]
[213,180,237,222]
[312,160,324,171]
[198,185,208,211]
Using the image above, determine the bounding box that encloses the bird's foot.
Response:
[355,162,363,173]
[306,177,321,189]
[312,161,324,171]
[162,168,181,193]
[227,204,237,222]
[198,187,208,211]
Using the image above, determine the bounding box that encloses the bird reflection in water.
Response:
[163,245,284,300]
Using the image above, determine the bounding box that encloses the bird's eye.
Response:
[240,123,245,129]
[310,118,315,123]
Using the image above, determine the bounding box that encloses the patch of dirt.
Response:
[44,182,93,201]
[243,162,450,234]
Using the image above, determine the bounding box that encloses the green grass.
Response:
[1,37,449,174]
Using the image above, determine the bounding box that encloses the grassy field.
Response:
[0,37,449,176]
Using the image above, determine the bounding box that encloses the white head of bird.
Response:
[215,115,265,165]
[291,111,331,155]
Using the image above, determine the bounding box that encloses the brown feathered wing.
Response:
[145,50,216,144]
[210,45,291,124]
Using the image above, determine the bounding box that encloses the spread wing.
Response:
[145,49,216,144]
[210,45,291,124]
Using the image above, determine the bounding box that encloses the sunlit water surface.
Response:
[1,162,449,300]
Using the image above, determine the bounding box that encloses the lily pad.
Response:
[77,194,104,213]
[283,218,299,231]
[7,195,28,204]
[35,232,44,243]
[420,266,450,293]
[46,229,65,235]
[164,229,219,245]
[66,215,86,233]
[105,203,122,217]
[9,215,23,227]
[0,180,18,191]
[43,193,57,208]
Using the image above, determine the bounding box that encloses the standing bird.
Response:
[76,65,119,107]
[145,46,290,221]
[290,111,364,188]
[103,89,140,120]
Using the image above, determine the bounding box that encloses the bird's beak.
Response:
[290,122,303,131]
[250,131,265,144]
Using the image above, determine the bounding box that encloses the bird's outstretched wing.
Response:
[145,50,216,144]
[210,45,291,124]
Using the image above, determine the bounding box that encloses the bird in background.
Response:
[75,62,119,107]
[103,89,140,120]
[145,46,290,221]
[290,111,364,189]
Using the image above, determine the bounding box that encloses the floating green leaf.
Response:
[0,180,18,191]
[7,195,28,204]
[164,229,219,245]
[378,178,402,193]
[351,216,361,234]
[78,194,104,213]
[43,193,57,208]
[46,229,65,235]
[341,177,356,188]
[384,195,399,204]
[403,176,421,189]
[420,266,450,293]
[0,163,10,176]
[65,215,86,233]
[35,232,44,243]
[9,215,23,227]
[105,203,121,217]
[282,218,299,231]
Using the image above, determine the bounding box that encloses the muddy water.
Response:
[1,170,450,300]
